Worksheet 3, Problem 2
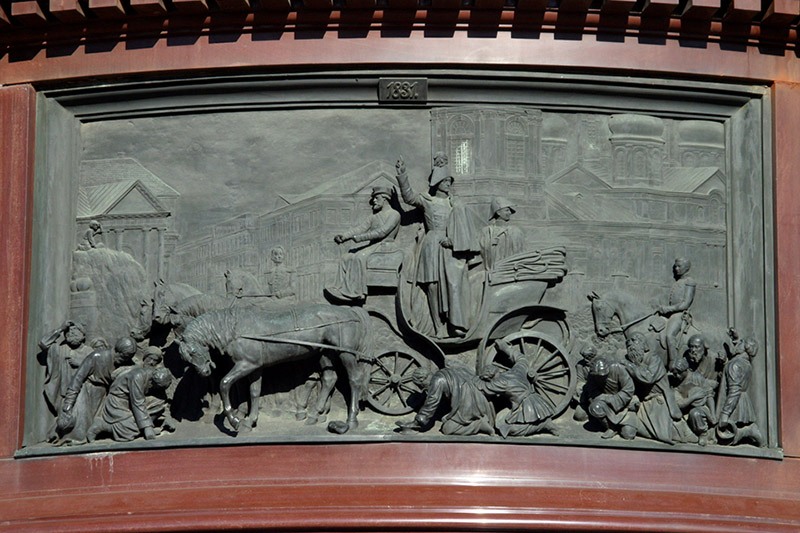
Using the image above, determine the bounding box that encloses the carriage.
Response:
[150,238,578,432]
[359,244,577,419]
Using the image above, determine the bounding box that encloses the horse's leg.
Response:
[328,353,363,434]
[307,355,336,425]
[343,353,363,430]
[664,315,682,370]
[220,360,258,431]
[243,368,263,430]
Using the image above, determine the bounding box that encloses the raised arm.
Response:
[39,322,68,351]
[395,157,422,207]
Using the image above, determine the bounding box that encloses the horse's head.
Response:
[152,300,171,325]
[178,338,215,377]
[151,279,172,323]
[224,268,260,297]
[130,298,154,340]
[588,291,617,337]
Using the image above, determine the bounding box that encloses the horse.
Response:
[156,293,238,335]
[588,289,728,368]
[177,304,371,434]
[131,280,202,342]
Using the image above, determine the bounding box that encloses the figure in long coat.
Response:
[325,186,401,303]
[623,332,685,444]
[479,338,558,437]
[716,335,765,447]
[39,320,94,442]
[264,246,296,301]
[88,366,173,442]
[396,154,480,338]
[58,337,137,443]
[396,365,495,436]
[478,197,524,271]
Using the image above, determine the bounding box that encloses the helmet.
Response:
[429,152,453,188]
[490,197,516,218]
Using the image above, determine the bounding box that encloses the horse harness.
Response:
[240,309,373,362]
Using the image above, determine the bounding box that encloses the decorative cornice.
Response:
[0,2,797,50]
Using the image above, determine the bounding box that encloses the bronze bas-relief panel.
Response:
[21,72,778,458]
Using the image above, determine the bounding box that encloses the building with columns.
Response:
[77,158,180,287]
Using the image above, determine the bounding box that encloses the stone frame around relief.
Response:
[20,70,779,459]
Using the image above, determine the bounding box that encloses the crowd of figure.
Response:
[393,325,763,448]
[40,322,175,445]
[37,155,764,449]
[395,257,764,449]
[570,328,764,447]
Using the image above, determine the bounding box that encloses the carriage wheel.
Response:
[483,331,576,418]
[366,349,427,416]
[478,305,569,373]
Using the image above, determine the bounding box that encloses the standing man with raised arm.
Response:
[395,153,479,338]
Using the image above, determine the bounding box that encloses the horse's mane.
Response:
[158,282,201,305]
[175,294,232,317]
[183,309,238,352]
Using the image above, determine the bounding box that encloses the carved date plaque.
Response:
[378,78,427,103]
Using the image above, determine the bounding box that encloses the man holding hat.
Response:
[325,185,401,303]
[479,196,524,271]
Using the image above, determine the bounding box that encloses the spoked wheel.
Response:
[478,305,569,372]
[366,349,427,416]
[482,331,576,417]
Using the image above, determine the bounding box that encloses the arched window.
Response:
[505,117,526,174]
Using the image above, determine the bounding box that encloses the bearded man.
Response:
[39,320,94,442]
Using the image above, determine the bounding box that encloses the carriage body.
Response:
[363,246,576,419]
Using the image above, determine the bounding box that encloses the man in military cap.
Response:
[586,356,637,440]
[325,185,402,303]
[479,196,525,271]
